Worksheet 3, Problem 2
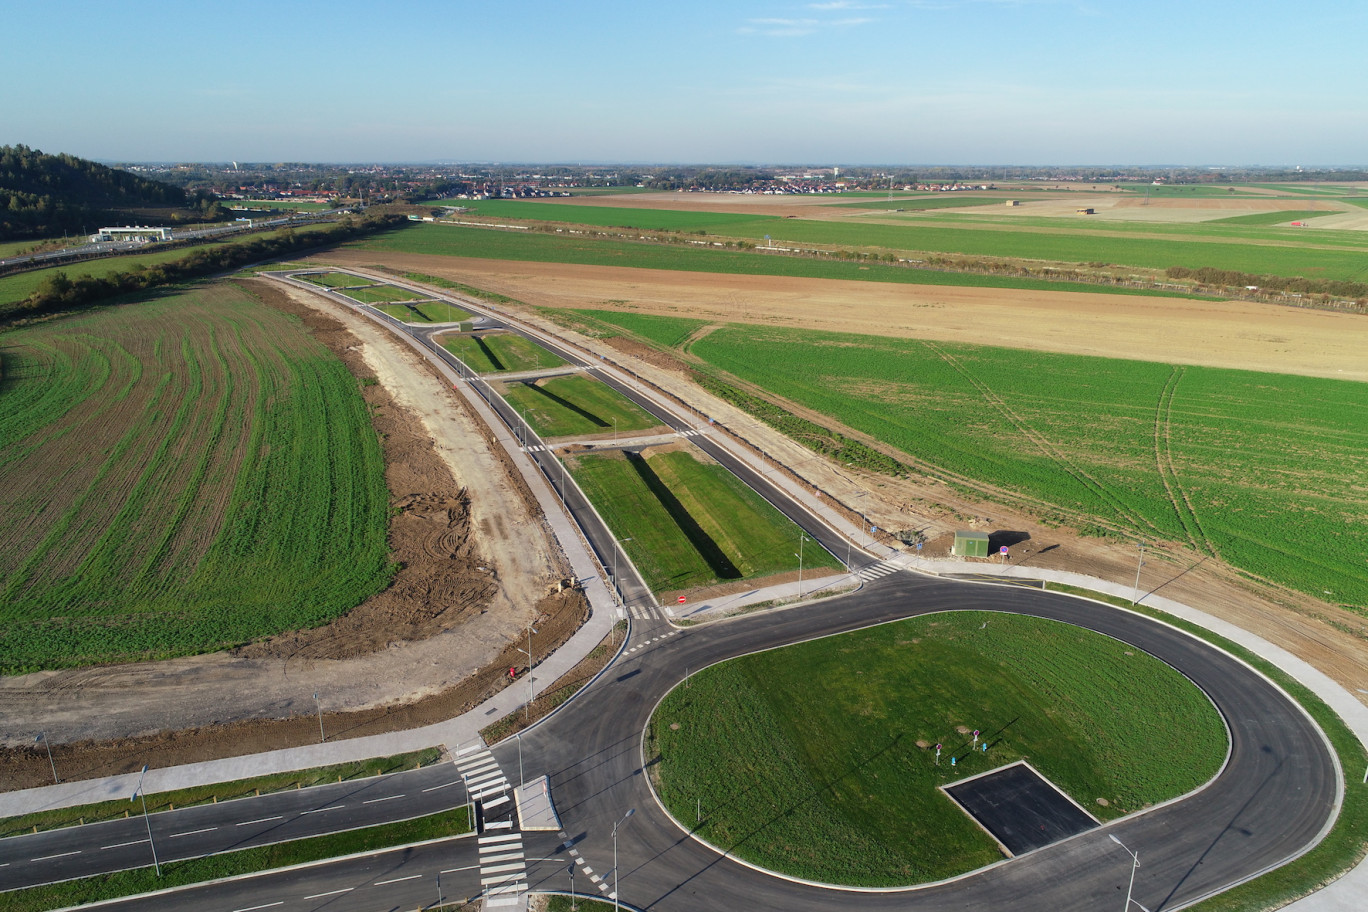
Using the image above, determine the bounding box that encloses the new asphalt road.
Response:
[8,571,1337,912]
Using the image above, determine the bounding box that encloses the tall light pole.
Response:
[132,765,161,877]
[1132,541,1146,605]
[612,416,618,446]
[794,534,807,598]
[516,626,538,721]
[36,732,57,784]
[612,808,635,912]
[314,691,325,743]
[1110,833,1140,911]
[612,537,633,607]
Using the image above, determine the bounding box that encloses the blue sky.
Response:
[4,0,1363,165]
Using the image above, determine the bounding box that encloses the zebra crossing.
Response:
[857,559,903,582]
[677,427,707,438]
[452,744,527,910]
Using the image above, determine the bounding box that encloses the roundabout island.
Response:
[645,610,1229,886]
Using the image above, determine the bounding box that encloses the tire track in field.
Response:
[922,340,1161,537]
[1153,366,1220,559]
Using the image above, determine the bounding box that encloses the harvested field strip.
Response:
[352,224,1199,298]
[0,282,392,672]
[589,312,1368,609]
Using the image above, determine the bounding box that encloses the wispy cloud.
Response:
[807,1,891,9]
[740,14,875,37]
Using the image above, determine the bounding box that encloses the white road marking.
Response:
[422,780,460,792]
[32,851,81,861]
[236,816,283,827]
[232,903,283,912]
[479,833,522,846]
[363,794,404,804]
[481,851,525,864]
[101,839,149,850]
[374,874,422,885]
[302,805,344,814]
[440,864,480,874]
[170,827,218,839]
[303,888,353,899]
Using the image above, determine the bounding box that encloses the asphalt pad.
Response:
[944,763,1098,855]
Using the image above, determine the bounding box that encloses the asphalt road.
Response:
[0,764,470,892]
[15,270,1333,911]
[28,573,1337,912]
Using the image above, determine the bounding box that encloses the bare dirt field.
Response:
[319,250,1368,382]
[0,279,576,788]
[321,250,1368,705]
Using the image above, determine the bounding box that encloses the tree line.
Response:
[0,144,222,241]
[6,213,406,322]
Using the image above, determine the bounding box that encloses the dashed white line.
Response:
[363,794,404,804]
[101,839,149,850]
[440,864,480,874]
[422,780,461,792]
[374,874,422,885]
[236,815,284,826]
[302,805,344,814]
[169,827,218,839]
[303,888,353,899]
[232,903,283,912]
[32,851,81,862]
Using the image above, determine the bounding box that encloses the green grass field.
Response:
[372,302,431,321]
[339,285,427,303]
[454,199,780,232]
[441,332,567,373]
[298,271,369,288]
[502,373,658,438]
[411,300,471,322]
[0,281,393,671]
[352,224,1201,297]
[830,195,1008,211]
[648,610,1227,885]
[571,449,841,592]
[582,312,1368,611]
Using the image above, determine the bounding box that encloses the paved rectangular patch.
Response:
[943,762,1098,856]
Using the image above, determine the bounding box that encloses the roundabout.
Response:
[643,610,1229,887]
[514,572,1339,911]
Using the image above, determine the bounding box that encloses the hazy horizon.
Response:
[7,0,1364,167]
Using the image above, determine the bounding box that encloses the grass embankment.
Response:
[502,374,658,438]
[647,611,1227,886]
[571,449,841,592]
[1039,583,1368,912]
[0,282,393,671]
[442,332,567,375]
[2,805,471,912]
[340,284,428,304]
[392,270,525,307]
[581,312,1368,612]
[350,224,1198,298]
[0,749,442,838]
[298,271,370,288]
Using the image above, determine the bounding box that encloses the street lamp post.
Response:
[794,534,807,598]
[131,765,161,877]
[36,732,57,784]
[516,625,538,721]
[1131,541,1146,605]
[612,537,634,607]
[1110,834,1140,911]
[612,808,635,912]
[314,691,325,743]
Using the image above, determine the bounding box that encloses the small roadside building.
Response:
[952,530,990,558]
